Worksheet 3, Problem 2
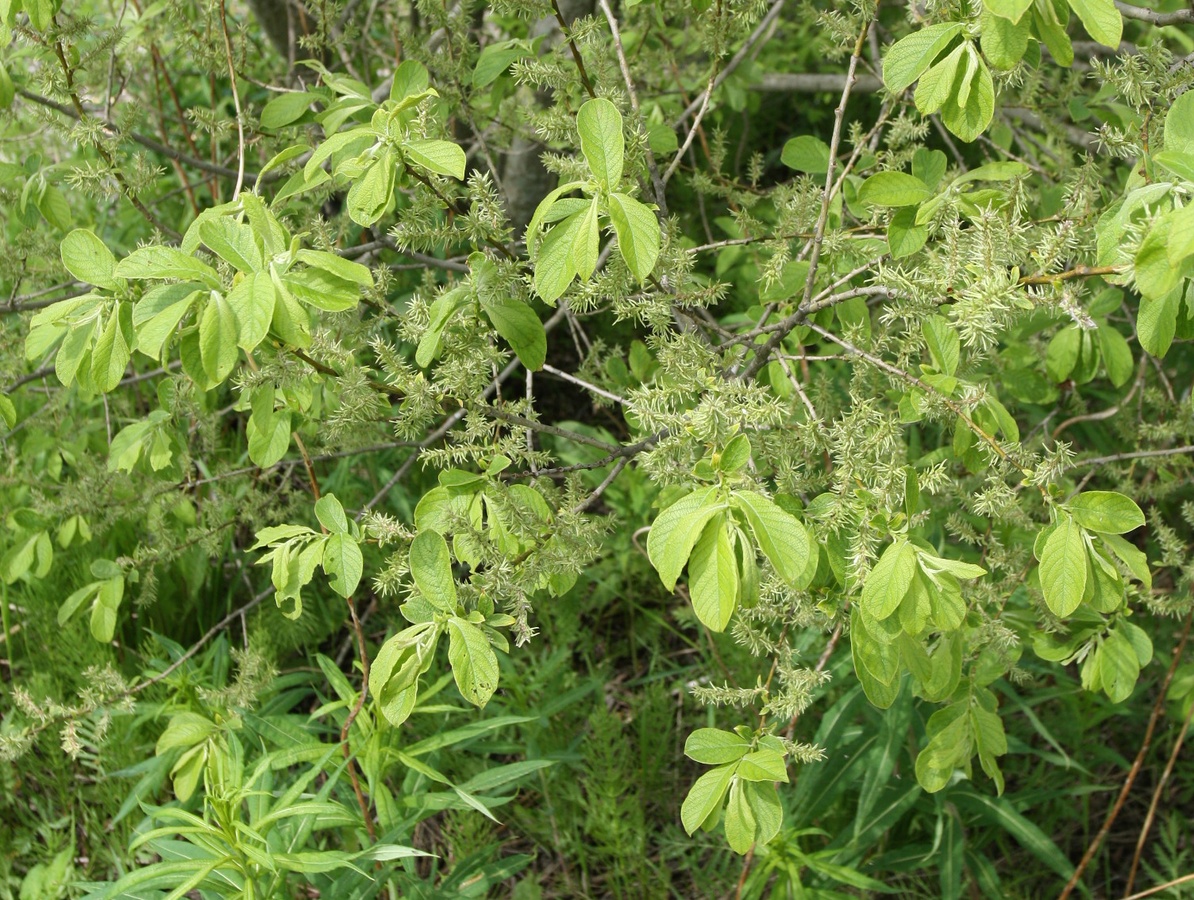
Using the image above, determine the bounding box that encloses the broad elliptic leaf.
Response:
[781,135,830,175]
[315,493,350,534]
[199,294,239,384]
[61,229,119,290]
[447,617,499,707]
[409,529,458,611]
[680,764,735,835]
[1067,491,1145,534]
[404,139,466,180]
[859,171,933,208]
[689,514,739,632]
[646,486,721,591]
[732,491,811,587]
[577,97,624,187]
[862,541,919,621]
[1038,515,1087,616]
[883,23,966,94]
[1067,0,1121,48]
[323,534,363,598]
[608,192,661,282]
[482,298,547,371]
[684,728,751,765]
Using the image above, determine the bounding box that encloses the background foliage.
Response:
[2,0,1194,896]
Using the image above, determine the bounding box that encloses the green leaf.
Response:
[1101,532,1151,592]
[390,59,430,101]
[260,91,314,129]
[577,97,624,187]
[859,172,933,208]
[888,207,928,259]
[61,229,119,290]
[534,209,581,303]
[741,780,783,848]
[322,533,363,598]
[681,764,735,835]
[346,152,396,227]
[315,493,349,534]
[473,40,530,87]
[481,298,547,371]
[404,139,466,180]
[447,617,499,707]
[248,406,291,468]
[1136,285,1182,358]
[736,749,789,783]
[199,217,262,273]
[608,192,661,282]
[1067,491,1144,534]
[724,777,758,853]
[0,393,14,429]
[295,249,373,286]
[572,197,600,281]
[90,305,132,393]
[940,45,995,142]
[199,294,239,384]
[1046,325,1081,382]
[409,529,458,611]
[1033,0,1074,67]
[133,284,198,360]
[1068,0,1121,48]
[225,272,274,352]
[863,541,919,621]
[115,246,220,287]
[689,514,739,632]
[1164,91,1194,156]
[883,23,966,94]
[781,135,830,175]
[732,491,812,588]
[922,316,960,376]
[980,7,1031,69]
[0,63,12,110]
[915,44,964,116]
[1097,323,1133,387]
[647,487,722,590]
[984,0,1034,21]
[90,576,123,642]
[684,728,750,765]
[1038,515,1087,617]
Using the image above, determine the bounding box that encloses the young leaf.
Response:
[260,91,314,130]
[862,541,919,621]
[608,192,660,282]
[684,728,751,765]
[409,529,458,611]
[576,97,624,187]
[198,294,239,384]
[1067,491,1145,534]
[859,172,933,208]
[680,764,735,835]
[404,139,466,180]
[732,491,811,587]
[447,617,500,707]
[781,135,830,175]
[883,23,966,94]
[481,298,547,371]
[689,514,739,632]
[61,229,119,290]
[646,486,721,591]
[1038,515,1087,617]
[315,493,350,534]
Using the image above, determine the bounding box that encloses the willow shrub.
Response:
[2,0,1194,892]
